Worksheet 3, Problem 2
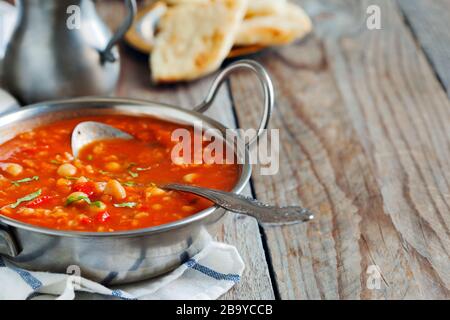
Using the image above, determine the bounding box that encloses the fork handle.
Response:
[163,184,314,226]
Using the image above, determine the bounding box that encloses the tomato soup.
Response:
[0,115,240,232]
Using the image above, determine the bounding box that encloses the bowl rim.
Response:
[0,97,252,238]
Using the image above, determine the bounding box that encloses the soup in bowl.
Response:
[0,115,240,232]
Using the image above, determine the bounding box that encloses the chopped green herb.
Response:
[87,154,93,161]
[128,170,138,178]
[65,195,91,206]
[127,162,137,169]
[65,176,80,181]
[99,170,110,175]
[91,201,103,208]
[9,189,42,209]
[122,181,136,187]
[50,160,62,165]
[90,201,106,211]
[136,167,151,172]
[12,176,39,187]
[113,202,137,208]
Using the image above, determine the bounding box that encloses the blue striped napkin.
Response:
[0,241,244,300]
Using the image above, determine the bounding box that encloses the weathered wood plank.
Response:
[99,1,275,300]
[229,0,450,299]
[397,0,450,96]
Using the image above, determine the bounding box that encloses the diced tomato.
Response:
[26,195,53,208]
[80,216,93,225]
[72,182,95,198]
[21,145,49,155]
[96,211,110,223]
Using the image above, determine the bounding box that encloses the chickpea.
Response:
[104,155,118,162]
[0,207,12,215]
[18,207,35,216]
[22,159,36,169]
[131,220,139,227]
[90,201,107,213]
[56,178,72,192]
[105,162,121,172]
[183,173,199,183]
[76,176,88,184]
[94,182,107,193]
[57,163,77,177]
[104,179,126,200]
[152,204,162,210]
[85,165,94,174]
[67,220,78,227]
[66,192,89,206]
[93,143,104,155]
[4,163,23,177]
[64,152,74,161]
[100,194,112,203]
[145,185,166,199]
[73,159,83,169]
[173,157,187,166]
[182,205,195,212]
[135,212,149,219]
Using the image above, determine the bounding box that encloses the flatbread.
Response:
[163,0,284,16]
[162,0,209,5]
[246,0,286,17]
[151,0,248,83]
[235,2,312,46]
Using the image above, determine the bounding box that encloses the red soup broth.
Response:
[0,115,240,232]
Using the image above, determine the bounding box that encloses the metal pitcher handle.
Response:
[194,60,275,147]
[100,0,137,63]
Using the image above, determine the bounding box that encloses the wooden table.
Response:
[100,0,450,299]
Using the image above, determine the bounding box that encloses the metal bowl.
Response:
[0,61,274,284]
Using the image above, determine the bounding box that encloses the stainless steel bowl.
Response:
[0,61,274,284]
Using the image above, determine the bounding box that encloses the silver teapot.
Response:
[2,0,136,104]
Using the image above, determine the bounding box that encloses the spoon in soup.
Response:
[72,122,314,225]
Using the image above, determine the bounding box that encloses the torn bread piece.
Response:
[151,0,248,83]
[164,0,285,16]
[246,0,286,17]
[235,2,312,46]
[162,0,210,5]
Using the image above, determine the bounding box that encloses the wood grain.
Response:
[228,0,450,299]
[98,1,275,300]
[397,0,450,96]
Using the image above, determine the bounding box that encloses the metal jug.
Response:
[2,0,136,104]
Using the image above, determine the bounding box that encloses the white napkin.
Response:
[0,241,244,300]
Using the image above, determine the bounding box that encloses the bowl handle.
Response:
[194,60,275,147]
[0,89,20,116]
[0,225,20,257]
